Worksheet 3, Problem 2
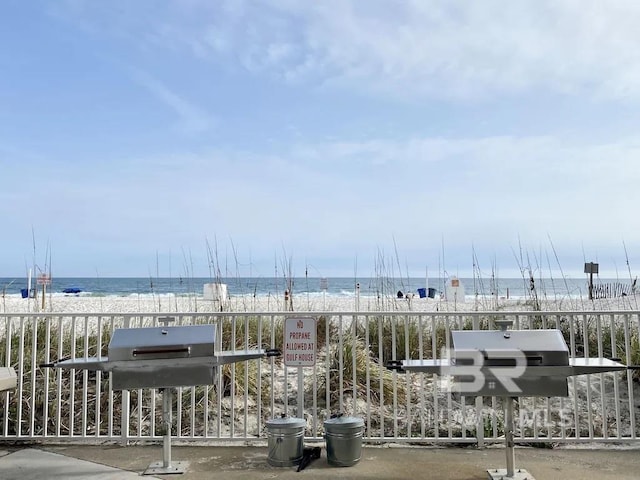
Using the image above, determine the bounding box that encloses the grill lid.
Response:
[452,329,569,366]
[109,325,215,361]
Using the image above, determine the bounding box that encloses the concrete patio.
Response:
[1,443,639,479]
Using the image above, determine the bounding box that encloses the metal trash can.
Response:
[324,415,364,467]
[266,416,306,467]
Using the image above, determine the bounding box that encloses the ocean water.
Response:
[0,276,629,300]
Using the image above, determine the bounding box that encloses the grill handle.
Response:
[132,346,191,357]
[526,355,543,366]
[386,360,405,372]
[480,355,544,366]
[40,356,71,368]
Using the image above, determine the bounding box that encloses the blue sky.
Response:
[2,0,640,279]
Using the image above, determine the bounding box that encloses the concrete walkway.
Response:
[0,448,141,479]
[1,443,639,479]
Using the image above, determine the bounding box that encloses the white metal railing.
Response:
[0,311,638,445]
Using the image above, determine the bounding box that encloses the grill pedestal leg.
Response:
[487,397,535,480]
[506,396,515,476]
[144,388,189,475]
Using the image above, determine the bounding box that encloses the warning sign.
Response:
[284,317,317,367]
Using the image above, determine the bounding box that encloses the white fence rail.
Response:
[1,311,639,445]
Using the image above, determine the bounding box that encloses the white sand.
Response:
[1,290,639,314]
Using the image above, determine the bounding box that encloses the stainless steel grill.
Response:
[398,328,626,397]
[44,317,279,475]
[388,320,632,480]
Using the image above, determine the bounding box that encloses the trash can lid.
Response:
[266,416,306,429]
[324,415,364,429]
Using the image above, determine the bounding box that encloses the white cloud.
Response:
[53,0,640,101]
[130,70,216,134]
[3,132,640,275]
[17,134,640,242]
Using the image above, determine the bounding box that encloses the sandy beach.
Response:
[1,290,639,314]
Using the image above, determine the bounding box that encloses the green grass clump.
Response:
[315,334,407,408]
[363,315,448,364]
